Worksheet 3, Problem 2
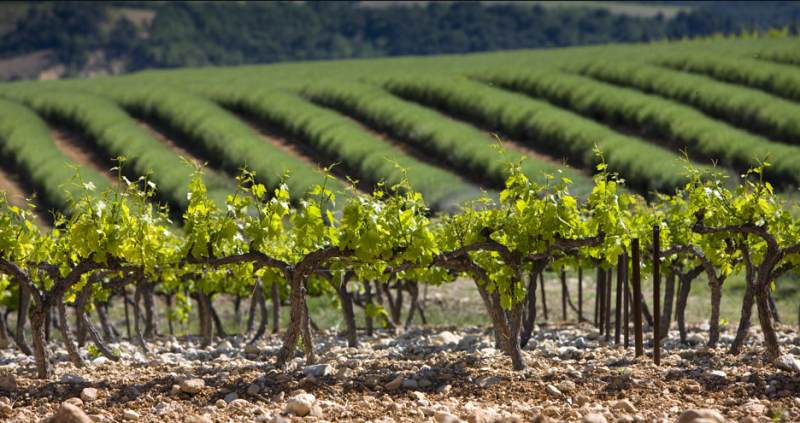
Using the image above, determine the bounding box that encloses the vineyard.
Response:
[1,36,800,423]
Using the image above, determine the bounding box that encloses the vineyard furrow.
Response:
[380,75,689,194]
[572,60,800,147]
[198,86,486,211]
[0,97,111,214]
[473,69,800,187]
[134,118,238,192]
[0,166,33,211]
[48,124,119,186]
[70,82,337,202]
[0,89,231,211]
[338,111,490,190]
[235,113,370,195]
[654,54,800,104]
[300,81,594,197]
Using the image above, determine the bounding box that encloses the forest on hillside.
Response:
[1,1,798,79]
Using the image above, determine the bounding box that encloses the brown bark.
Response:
[81,313,120,361]
[660,270,676,340]
[730,282,755,355]
[364,280,374,337]
[122,288,131,339]
[675,267,701,344]
[30,308,51,378]
[95,300,117,343]
[133,281,151,353]
[336,273,359,348]
[57,297,85,368]
[520,271,538,348]
[276,271,307,369]
[507,300,526,371]
[197,291,213,348]
[539,272,547,321]
[271,281,280,334]
[248,284,268,344]
[405,280,421,329]
[246,280,260,334]
[708,282,723,348]
[142,281,158,339]
[209,298,227,338]
[16,285,32,355]
[301,299,316,365]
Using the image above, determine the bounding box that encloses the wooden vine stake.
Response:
[653,225,661,366]
[632,238,644,357]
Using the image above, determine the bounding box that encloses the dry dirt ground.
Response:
[1,322,799,423]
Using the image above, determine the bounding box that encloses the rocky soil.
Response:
[0,323,799,423]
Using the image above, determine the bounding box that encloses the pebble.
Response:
[42,403,92,423]
[545,385,562,397]
[244,344,261,355]
[708,370,726,378]
[676,409,725,423]
[583,413,608,423]
[80,387,99,402]
[475,375,502,388]
[773,355,800,372]
[170,384,182,395]
[122,410,140,421]
[303,364,333,378]
[740,402,766,416]
[385,376,403,390]
[247,383,261,396]
[576,395,591,407]
[0,375,17,391]
[61,373,83,384]
[185,416,213,423]
[612,400,637,413]
[285,393,315,417]
[435,410,464,423]
[557,381,576,393]
[437,384,452,394]
[433,331,461,346]
[64,397,83,407]
[468,409,498,423]
[180,378,205,394]
[401,378,419,389]
[224,392,239,403]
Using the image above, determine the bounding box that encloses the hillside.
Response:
[1,1,797,81]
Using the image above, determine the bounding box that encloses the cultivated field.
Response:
[1,37,800,423]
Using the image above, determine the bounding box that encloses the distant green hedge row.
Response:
[195,84,484,211]
[300,81,593,197]
[381,76,687,194]
[572,60,800,146]
[0,87,229,211]
[474,68,800,186]
[654,54,800,104]
[0,98,110,214]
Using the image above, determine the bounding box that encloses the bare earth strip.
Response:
[49,124,118,185]
[420,106,589,176]
[340,115,486,189]
[0,166,33,210]
[236,114,370,194]
[134,118,230,179]
[0,164,51,228]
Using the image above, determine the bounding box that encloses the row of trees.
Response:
[0,146,798,379]
[1,1,793,79]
